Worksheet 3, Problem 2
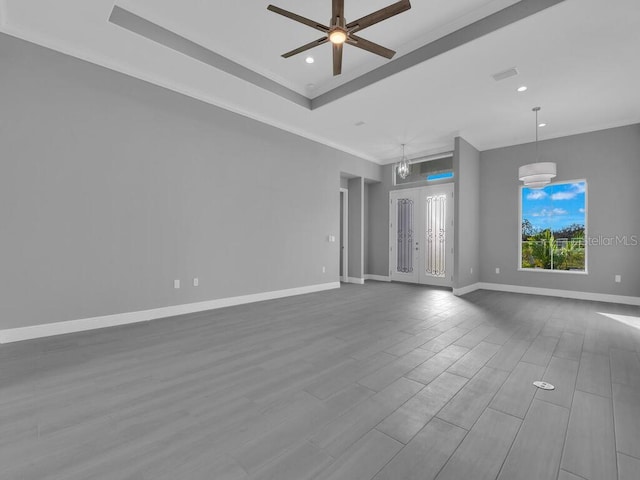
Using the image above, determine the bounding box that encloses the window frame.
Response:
[517,179,588,275]
[392,152,454,186]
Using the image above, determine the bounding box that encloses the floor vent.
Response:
[533,381,555,390]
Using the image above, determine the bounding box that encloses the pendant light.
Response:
[397,144,410,179]
[518,107,556,189]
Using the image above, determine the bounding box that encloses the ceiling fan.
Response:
[267,0,412,76]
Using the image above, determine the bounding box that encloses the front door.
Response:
[389,183,454,287]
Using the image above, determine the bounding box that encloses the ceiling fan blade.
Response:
[346,0,411,33]
[267,5,329,33]
[282,37,329,58]
[332,0,345,22]
[347,35,396,59]
[333,43,343,76]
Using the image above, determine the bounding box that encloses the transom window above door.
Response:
[394,153,454,186]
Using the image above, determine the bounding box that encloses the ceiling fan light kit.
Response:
[267,0,412,75]
[329,15,347,45]
[519,107,556,189]
[329,30,347,45]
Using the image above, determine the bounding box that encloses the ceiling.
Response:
[2,0,639,164]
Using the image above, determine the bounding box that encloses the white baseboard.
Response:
[454,282,640,306]
[0,282,340,344]
[364,274,391,282]
[6,279,635,344]
[452,283,482,296]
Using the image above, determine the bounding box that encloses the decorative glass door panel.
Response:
[389,191,419,283]
[425,194,447,278]
[396,199,414,273]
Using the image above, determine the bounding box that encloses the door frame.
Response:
[340,188,349,283]
[389,183,455,287]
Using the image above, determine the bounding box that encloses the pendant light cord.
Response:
[533,106,540,161]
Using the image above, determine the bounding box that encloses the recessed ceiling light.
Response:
[517,86,528,92]
[538,122,547,127]
[305,56,314,64]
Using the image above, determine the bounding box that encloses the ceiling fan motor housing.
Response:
[267,0,411,75]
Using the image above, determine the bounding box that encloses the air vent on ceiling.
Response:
[492,67,519,81]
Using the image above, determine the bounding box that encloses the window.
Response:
[519,180,587,273]
[394,153,453,186]
[427,172,454,181]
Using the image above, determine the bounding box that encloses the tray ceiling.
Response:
[2,0,640,163]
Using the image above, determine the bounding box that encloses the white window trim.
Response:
[517,178,588,275]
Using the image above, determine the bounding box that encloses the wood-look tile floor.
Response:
[2,282,640,480]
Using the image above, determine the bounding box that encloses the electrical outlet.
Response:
[174,279,180,289]
[495,267,500,274]
[322,266,326,273]
[615,275,621,283]
[193,277,199,287]
[470,267,473,274]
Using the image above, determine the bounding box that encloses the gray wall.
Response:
[347,177,364,279]
[0,33,380,329]
[367,170,393,277]
[453,137,480,288]
[479,124,640,296]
